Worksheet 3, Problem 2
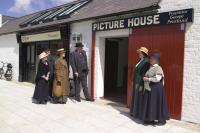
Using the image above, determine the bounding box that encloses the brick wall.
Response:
[159,0,200,123]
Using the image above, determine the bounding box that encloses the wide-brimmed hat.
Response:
[137,47,149,55]
[39,52,48,60]
[56,48,65,54]
[150,52,161,61]
[75,42,84,47]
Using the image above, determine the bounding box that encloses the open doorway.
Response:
[104,37,128,104]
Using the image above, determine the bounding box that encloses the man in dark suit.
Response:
[70,42,94,102]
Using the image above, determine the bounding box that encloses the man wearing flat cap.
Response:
[70,42,94,102]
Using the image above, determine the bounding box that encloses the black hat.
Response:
[150,52,161,61]
[75,42,84,47]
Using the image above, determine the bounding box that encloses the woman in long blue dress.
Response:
[142,52,169,125]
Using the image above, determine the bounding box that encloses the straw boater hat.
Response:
[137,47,149,55]
[39,52,48,60]
[56,48,65,54]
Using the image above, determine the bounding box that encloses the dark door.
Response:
[26,44,36,83]
[104,39,119,98]
[127,24,184,120]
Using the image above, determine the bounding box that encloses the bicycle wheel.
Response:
[0,69,4,79]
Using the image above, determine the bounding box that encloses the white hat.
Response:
[39,52,48,59]
[56,48,65,54]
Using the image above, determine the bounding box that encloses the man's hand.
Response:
[57,81,61,86]
[74,72,79,77]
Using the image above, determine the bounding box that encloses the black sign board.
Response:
[92,8,194,31]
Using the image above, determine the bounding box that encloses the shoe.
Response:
[48,96,53,101]
[86,98,94,102]
[40,101,47,105]
[68,94,75,97]
[143,121,156,126]
[157,121,166,126]
[60,101,66,104]
[75,98,81,102]
[130,113,133,117]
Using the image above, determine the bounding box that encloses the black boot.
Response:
[75,97,81,102]
[86,98,94,102]
[157,120,166,126]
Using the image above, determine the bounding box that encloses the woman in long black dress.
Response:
[32,52,50,104]
[130,47,149,118]
[142,52,169,125]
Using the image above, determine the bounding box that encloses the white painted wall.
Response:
[70,20,93,97]
[159,0,200,124]
[95,29,129,99]
[0,33,19,81]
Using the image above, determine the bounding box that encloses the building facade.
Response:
[0,0,199,123]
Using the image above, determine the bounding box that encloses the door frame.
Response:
[91,29,129,99]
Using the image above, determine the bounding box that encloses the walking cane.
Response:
[68,77,77,103]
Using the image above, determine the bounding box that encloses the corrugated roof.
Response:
[2,15,16,23]
[0,0,160,35]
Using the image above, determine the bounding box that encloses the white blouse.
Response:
[148,64,162,83]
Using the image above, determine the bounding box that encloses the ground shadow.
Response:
[106,101,144,125]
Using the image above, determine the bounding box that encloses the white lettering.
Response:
[154,15,160,24]
[114,21,119,29]
[134,18,140,26]
[147,16,153,25]
[93,24,98,31]
[140,16,147,26]
[100,23,104,30]
[128,18,134,27]
[119,20,125,28]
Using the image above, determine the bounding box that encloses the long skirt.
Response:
[141,82,169,122]
[130,84,143,118]
[33,79,49,102]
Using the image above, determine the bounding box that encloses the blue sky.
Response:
[0,0,74,17]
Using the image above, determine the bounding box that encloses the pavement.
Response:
[0,80,200,133]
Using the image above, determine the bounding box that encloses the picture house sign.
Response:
[92,8,194,31]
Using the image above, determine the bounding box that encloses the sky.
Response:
[0,0,75,17]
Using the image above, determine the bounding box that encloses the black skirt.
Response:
[33,79,49,102]
[141,82,169,122]
[130,84,143,118]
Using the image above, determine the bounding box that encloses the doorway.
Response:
[104,37,128,104]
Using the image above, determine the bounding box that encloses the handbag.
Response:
[53,83,63,97]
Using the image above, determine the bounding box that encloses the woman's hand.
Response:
[143,77,149,81]
[139,86,143,92]
[42,75,48,81]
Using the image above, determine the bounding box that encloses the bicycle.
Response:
[0,61,13,81]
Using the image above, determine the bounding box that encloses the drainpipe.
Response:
[0,14,2,28]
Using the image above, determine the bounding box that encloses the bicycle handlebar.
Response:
[0,61,9,67]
